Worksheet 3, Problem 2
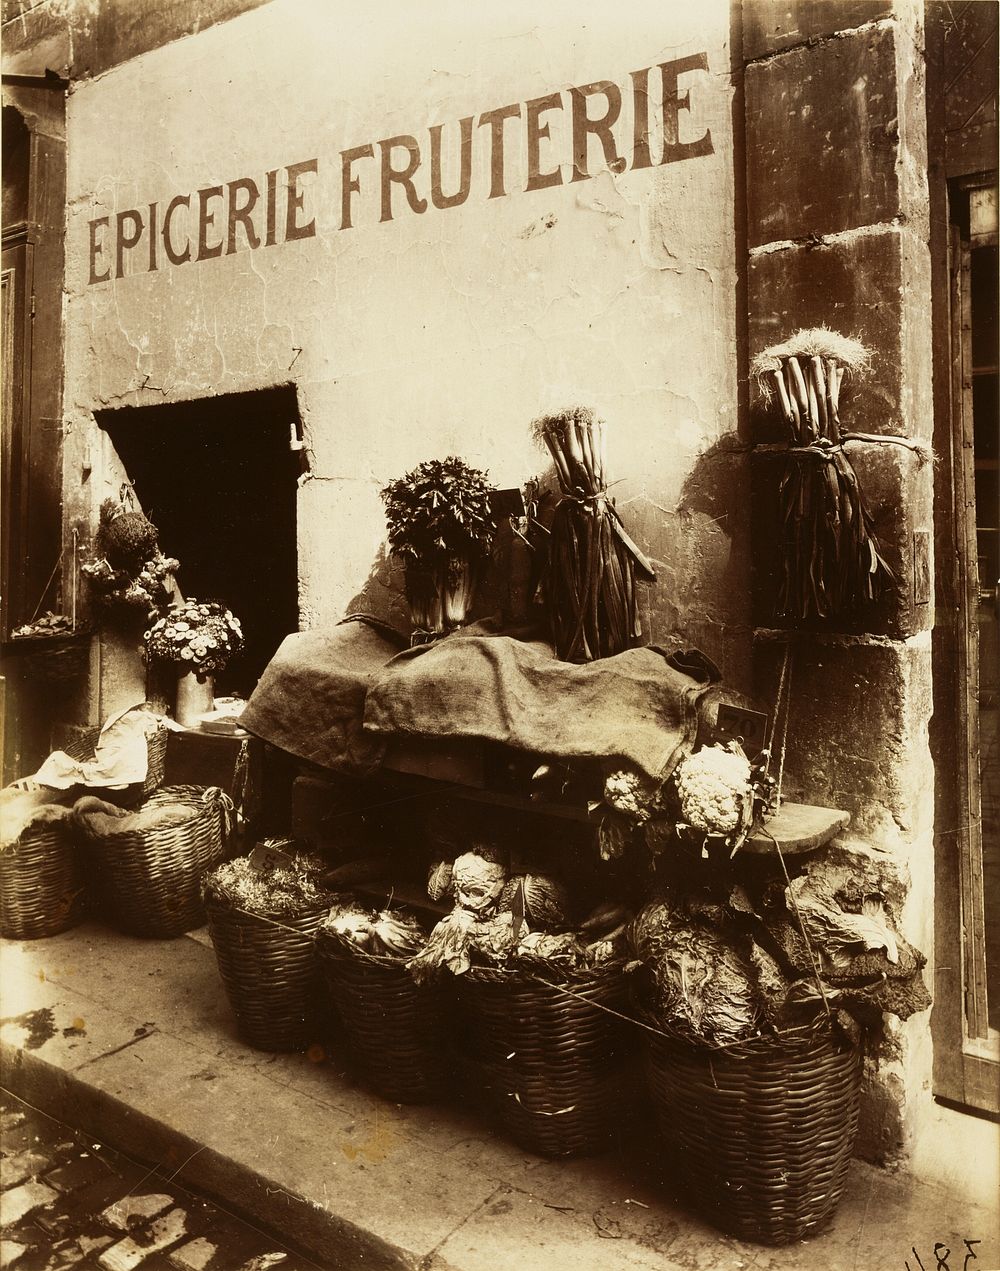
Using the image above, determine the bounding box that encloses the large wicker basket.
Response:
[205,894,330,1052]
[0,813,86,940]
[316,928,450,1103]
[452,961,635,1157]
[644,1011,862,1245]
[75,784,230,938]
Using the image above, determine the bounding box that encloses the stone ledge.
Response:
[752,636,931,839]
[742,0,893,61]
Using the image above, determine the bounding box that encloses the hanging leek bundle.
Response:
[531,406,654,662]
[752,328,891,621]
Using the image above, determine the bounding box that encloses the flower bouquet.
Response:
[381,456,497,639]
[143,600,244,682]
[144,599,243,725]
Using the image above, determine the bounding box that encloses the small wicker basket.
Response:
[0,813,86,940]
[452,961,635,1157]
[12,630,91,689]
[644,1011,862,1245]
[316,927,450,1103]
[75,784,231,938]
[64,720,168,808]
[205,894,331,1052]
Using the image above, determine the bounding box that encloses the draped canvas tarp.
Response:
[241,617,714,780]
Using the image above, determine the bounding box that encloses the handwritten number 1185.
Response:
[906,1240,981,1270]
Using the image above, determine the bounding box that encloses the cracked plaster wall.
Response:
[60,0,747,697]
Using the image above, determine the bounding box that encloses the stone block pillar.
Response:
[741,0,934,1163]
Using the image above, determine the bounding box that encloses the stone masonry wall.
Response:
[741,0,934,1164]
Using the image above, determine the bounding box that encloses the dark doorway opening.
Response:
[96,386,300,697]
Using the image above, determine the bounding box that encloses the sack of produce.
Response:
[631,894,863,1244]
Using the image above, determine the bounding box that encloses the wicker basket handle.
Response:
[203,786,235,840]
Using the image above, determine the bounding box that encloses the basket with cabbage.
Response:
[629,860,928,1245]
[410,846,636,1156]
[316,899,449,1103]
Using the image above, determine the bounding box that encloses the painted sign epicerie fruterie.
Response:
[87,54,714,285]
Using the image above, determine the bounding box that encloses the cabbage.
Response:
[323,903,376,948]
[515,930,587,970]
[408,907,478,982]
[426,858,454,902]
[632,900,763,1046]
[452,851,507,913]
[371,909,426,957]
[500,873,570,932]
[467,910,518,964]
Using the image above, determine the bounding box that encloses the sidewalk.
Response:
[1,923,995,1271]
[0,1089,323,1269]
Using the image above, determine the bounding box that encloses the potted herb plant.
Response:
[380,456,497,637]
[143,599,244,725]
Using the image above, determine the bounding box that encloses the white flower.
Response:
[180,647,194,660]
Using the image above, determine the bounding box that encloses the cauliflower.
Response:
[673,743,753,836]
[603,768,658,822]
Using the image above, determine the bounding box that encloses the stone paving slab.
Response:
[1,924,997,1271]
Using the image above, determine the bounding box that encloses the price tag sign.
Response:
[714,705,769,761]
[248,842,297,874]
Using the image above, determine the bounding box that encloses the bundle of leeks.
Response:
[531,406,652,662]
[753,329,892,621]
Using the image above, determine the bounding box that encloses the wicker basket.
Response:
[12,631,91,689]
[0,814,86,940]
[76,784,230,938]
[64,720,168,806]
[452,961,635,1157]
[316,928,450,1103]
[644,1011,862,1245]
[205,894,330,1052]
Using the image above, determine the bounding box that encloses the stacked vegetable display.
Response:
[203,844,337,1052]
[409,849,630,982]
[601,733,930,1245]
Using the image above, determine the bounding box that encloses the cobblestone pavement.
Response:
[0,1091,325,1271]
